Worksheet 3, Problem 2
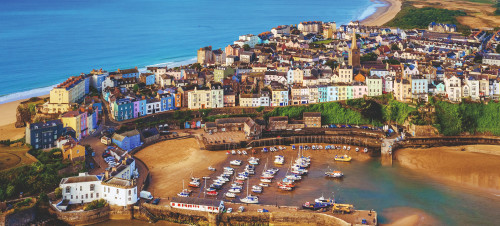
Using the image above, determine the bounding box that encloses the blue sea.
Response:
[0,0,384,104]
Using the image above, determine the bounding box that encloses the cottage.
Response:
[112,130,141,151]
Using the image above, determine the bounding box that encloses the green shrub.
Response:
[84,199,107,211]
[385,3,467,30]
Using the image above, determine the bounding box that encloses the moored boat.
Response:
[325,170,344,178]
[334,155,352,162]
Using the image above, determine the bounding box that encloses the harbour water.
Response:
[185,147,500,225]
[0,0,381,103]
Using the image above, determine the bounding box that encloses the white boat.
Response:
[242,150,248,155]
[286,174,302,180]
[237,150,241,155]
[356,147,360,152]
[208,166,216,171]
[225,192,236,198]
[224,167,234,171]
[240,195,259,204]
[232,150,236,155]
[178,181,191,197]
[249,159,259,165]
[252,185,263,193]
[364,148,368,153]
[230,160,242,166]
[260,178,272,183]
[240,178,259,204]
[229,188,241,193]
[231,184,243,189]
[259,183,269,187]
[279,186,293,191]
[274,155,284,165]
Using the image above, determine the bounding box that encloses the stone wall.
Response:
[140,204,348,226]
[50,205,110,225]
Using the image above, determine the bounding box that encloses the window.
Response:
[71,195,73,199]
[116,189,119,194]
[66,186,71,193]
[80,186,82,191]
[86,194,88,199]
[90,184,95,191]
[91,193,93,198]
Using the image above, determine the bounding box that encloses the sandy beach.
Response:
[0,95,49,141]
[395,145,500,194]
[361,0,402,26]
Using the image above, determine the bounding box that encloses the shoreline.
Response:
[361,0,401,26]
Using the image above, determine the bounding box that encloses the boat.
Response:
[286,174,301,180]
[252,185,263,193]
[242,150,247,155]
[188,181,200,187]
[177,180,191,197]
[248,157,259,165]
[206,191,218,196]
[315,195,334,206]
[279,186,293,191]
[230,160,242,166]
[240,178,259,204]
[240,195,259,204]
[334,155,352,162]
[325,170,344,178]
[231,150,236,155]
[364,148,368,153]
[229,188,241,193]
[259,183,269,187]
[203,176,211,180]
[355,147,359,152]
[206,188,216,192]
[274,155,285,165]
[260,178,272,183]
[225,192,236,198]
[208,166,216,171]
[302,201,330,210]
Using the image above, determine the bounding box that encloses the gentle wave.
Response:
[0,57,197,105]
[357,0,387,21]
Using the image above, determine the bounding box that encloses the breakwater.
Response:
[137,203,354,226]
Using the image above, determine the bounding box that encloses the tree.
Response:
[473,54,483,63]
[54,187,62,199]
[391,43,400,50]
[496,44,500,54]
[133,84,139,92]
[242,44,251,51]
[325,60,339,69]
[190,63,202,70]
[6,184,15,198]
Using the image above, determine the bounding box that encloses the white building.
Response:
[234,34,260,48]
[444,75,462,102]
[59,173,138,207]
[482,53,500,66]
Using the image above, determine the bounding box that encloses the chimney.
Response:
[135,66,138,70]
[105,170,109,180]
[112,166,117,172]
[117,68,121,73]
[122,159,126,165]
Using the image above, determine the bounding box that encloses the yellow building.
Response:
[46,76,86,113]
[394,78,412,102]
[61,141,85,161]
[61,111,85,140]
[323,27,333,39]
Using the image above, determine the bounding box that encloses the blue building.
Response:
[112,130,141,151]
[25,119,64,149]
[159,93,175,112]
[140,73,155,86]
[327,86,339,102]
[112,97,135,121]
[118,67,139,78]
[317,86,328,103]
[90,70,109,92]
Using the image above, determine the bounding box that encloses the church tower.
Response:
[348,32,360,67]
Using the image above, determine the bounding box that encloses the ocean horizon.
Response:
[0,0,386,104]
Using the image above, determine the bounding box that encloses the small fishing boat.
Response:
[225,192,236,198]
[188,181,200,187]
[315,195,334,206]
[178,189,190,197]
[230,160,242,166]
[259,183,269,187]
[251,185,263,193]
[242,150,247,155]
[334,155,352,162]
[260,178,272,183]
[325,170,344,178]
[274,155,285,165]
[231,150,236,155]
[208,166,216,171]
[356,147,359,152]
[237,150,241,155]
[364,148,368,153]
[229,188,241,193]
[279,186,293,191]
[206,191,218,196]
[302,201,329,210]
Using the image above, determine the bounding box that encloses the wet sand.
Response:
[395,145,500,194]
[361,0,402,26]
[381,207,439,226]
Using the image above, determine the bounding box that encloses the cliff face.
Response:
[15,106,32,128]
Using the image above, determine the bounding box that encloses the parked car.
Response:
[238,206,245,212]
[227,208,232,213]
[152,198,160,205]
